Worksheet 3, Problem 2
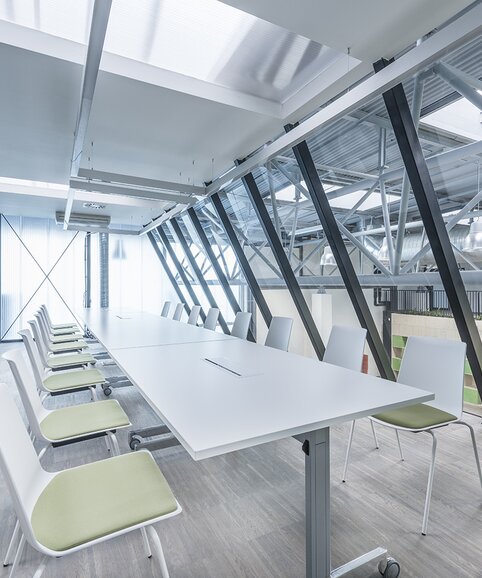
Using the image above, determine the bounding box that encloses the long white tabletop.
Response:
[80,307,232,350]
[110,338,433,460]
[80,307,433,578]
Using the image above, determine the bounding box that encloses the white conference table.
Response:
[80,308,433,578]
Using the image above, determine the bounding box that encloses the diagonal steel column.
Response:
[376,56,482,395]
[157,226,206,322]
[211,193,272,329]
[187,208,255,341]
[147,231,191,316]
[238,167,325,359]
[170,218,230,334]
[288,132,394,379]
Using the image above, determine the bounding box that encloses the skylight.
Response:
[422,96,482,142]
[0,0,359,107]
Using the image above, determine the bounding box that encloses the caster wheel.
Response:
[103,387,112,396]
[378,557,400,578]
[129,436,141,451]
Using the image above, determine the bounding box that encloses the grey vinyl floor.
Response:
[0,342,482,578]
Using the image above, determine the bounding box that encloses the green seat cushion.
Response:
[40,399,130,441]
[49,341,88,353]
[373,403,457,429]
[31,452,178,552]
[50,334,83,344]
[47,353,95,369]
[43,368,105,392]
[51,327,79,335]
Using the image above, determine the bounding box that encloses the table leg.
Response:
[303,428,331,578]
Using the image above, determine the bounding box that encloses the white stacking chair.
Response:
[160,301,171,318]
[321,325,376,482]
[2,349,131,568]
[40,304,79,332]
[38,308,82,342]
[204,308,219,331]
[19,329,104,400]
[187,305,201,326]
[172,303,184,321]
[264,317,293,351]
[344,336,482,535]
[231,312,252,340]
[28,320,95,370]
[36,312,85,348]
[0,382,181,578]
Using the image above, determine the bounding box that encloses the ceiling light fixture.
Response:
[320,246,336,267]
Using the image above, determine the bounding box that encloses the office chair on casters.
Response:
[343,336,482,535]
[161,301,172,318]
[231,312,252,340]
[187,305,201,326]
[264,317,293,352]
[0,383,181,578]
[172,303,184,321]
[204,308,220,331]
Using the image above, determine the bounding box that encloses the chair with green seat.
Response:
[2,349,131,568]
[20,329,104,401]
[344,335,482,535]
[0,382,181,578]
[35,313,88,353]
[40,304,80,334]
[37,309,83,344]
[27,320,95,370]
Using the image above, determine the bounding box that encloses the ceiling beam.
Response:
[64,0,112,229]
[77,168,206,196]
[69,178,196,206]
[205,2,482,197]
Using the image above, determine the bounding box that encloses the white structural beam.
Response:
[205,2,482,197]
[64,0,113,229]
[77,168,206,195]
[69,178,197,206]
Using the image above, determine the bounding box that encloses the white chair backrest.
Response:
[324,325,367,372]
[172,303,184,321]
[265,317,293,351]
[204,308,219,331]
[398,336,466,418]
[0,383,47,545]
[187,305,201,325]
[161,301,171,318]
[27,320,49,365]
[231,312,252,340]
[19,329,46,391]
[35,312,51,343]
[3,349,45,440]
[38,307,49,329]
[40,304,53,327]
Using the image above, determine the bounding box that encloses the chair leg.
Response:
[146,526,170,578]
[33,555,49,578]
[342,420,356,482]
[37,446,48,461]
[457,421,482,492]
[140,527,152,558]
[422,430,437,536]
[395,429,404,461]
[8,533,25,578]
[3,519,19,567]
[370,419,379,449]
[89,386,97,401]
[108,432,121,456]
